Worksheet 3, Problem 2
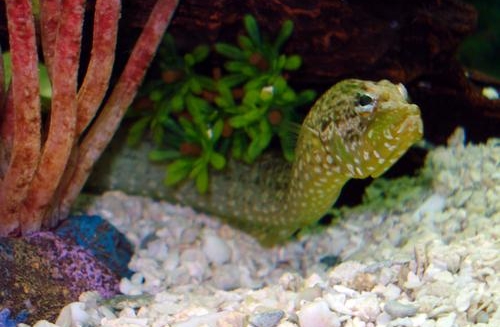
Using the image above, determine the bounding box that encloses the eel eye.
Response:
[359,94,373,106]
[355,93,376,115]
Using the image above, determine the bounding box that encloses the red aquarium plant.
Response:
[0,0,179,236]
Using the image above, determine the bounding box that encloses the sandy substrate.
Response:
[26,132,499,327]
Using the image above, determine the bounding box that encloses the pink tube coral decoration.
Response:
[0,0,180,236]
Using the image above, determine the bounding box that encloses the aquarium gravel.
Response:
[26,132,499,327]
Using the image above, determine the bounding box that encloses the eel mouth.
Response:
[369,112,423,178]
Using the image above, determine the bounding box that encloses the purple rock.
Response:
[27,231,120,299]
[0,231,120,323]
[54,215,133,278]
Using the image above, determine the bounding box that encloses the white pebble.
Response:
[180,248,209,280]
[163,250,180,270]
[376,312,392,325]
[332,285,359,297]
[298,300,340,327]
[202,233,232,264]
[33,321,59,327]
[304,273,326,288]
[388,317,413,326]
[345,294,380,321]
[328,262,366,284]
[404,272,423,289]
[455,289,473,312]
[55,302,90,327]
[119,277,143,296]
[413,194,446,220]
[384,300,418,318]
[344,317,366,327]
[248,310,284,327]
[101,317,148,327]
[277,322,298,327]
[173,312,225,327]
[435,313,456,327]
[383,284,402,300]
[324,292,351,315]
[131,272,145,284]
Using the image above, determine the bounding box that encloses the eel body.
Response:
[88,79,423,246]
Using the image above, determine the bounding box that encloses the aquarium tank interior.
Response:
[0,0,498,326]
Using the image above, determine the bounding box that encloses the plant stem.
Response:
[20,0,85,233]
[76,0,120,135]
[0,0,42,235]
[54,0,180,221]
[39,0,61,78]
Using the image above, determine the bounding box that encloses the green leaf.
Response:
[192,45,210,62]
[149,89,163,102]
[296,89,317,105]
[185,94,205,116]
[184,53,195,67]
[171,95,184,111]
[281,138,295,162]
[246,136,264,162]
[178,117,199,139]
[241,65,258,77]
[273,76,288,93]
[242,89,260,105]
[276,55,287,70]
[152,122,165,145]
[244,75,268,91]
[210,152,226,170]
[215,43,246,60]
[164,159,193,186]
[225,61,255,75]
[127,116,151,146]
[198,76,216,90]
[214,95,233,109]
[244,15,261,47]
[258,119,272,149]
[148,149,180,161]
[189,157,209,178]
[274,19,294,50]
[237,35,254,51]
[231,133,245,159]
[189,78,202,94]
[282,89,297,102]
[195,166,209,193]
[284,55,302,70]
[219,74,248,88]
[229,107,262,128]
[212,119,224,141]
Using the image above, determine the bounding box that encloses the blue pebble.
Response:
[55,215,133,278]
[0,309,28,327]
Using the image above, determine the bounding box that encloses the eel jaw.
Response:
[369,111,423,178]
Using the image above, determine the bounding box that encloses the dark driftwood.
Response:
[0,0,498,142]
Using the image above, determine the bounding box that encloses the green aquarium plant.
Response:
[128,15,316,193]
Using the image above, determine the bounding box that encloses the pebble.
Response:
[54,303,89,327]
[202,233,232,264]
[345,294,380,321]
[384,300,419,318]
[32,321,58,327]
[435,312,456,327]
[211,264,242,290]
[297,300,340,327]
[248,310,285,327]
